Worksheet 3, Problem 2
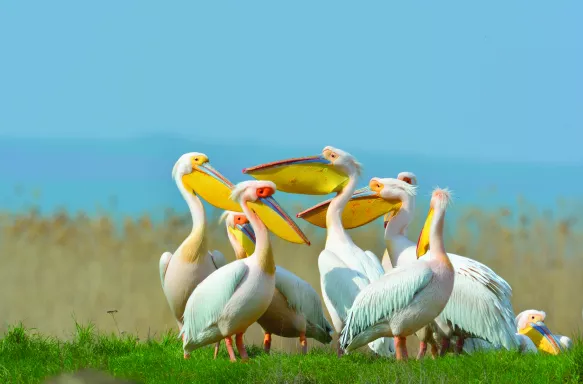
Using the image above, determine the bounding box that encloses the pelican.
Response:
[219,210,333,354]
[180,180,310,361]
[304,172,520,357]
[159,152,241,358]
[515,309,572,354]
[379,174,518,357]
[339,187,456,361]
[243,146,396,357]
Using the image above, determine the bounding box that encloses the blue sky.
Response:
[1,1,582,164]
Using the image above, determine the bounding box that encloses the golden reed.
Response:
[1,198,581,353]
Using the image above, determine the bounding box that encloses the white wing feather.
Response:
[435,253,519,350]
[274,266,332,334]
[210,250,227,269]
[180,260,248,344]
[340,264,433,349]
[319,249,395,356]
[319,249,370,323]
[363,250,384,280]
[159,252,172,287]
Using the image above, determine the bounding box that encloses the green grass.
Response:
[2,323,582,384]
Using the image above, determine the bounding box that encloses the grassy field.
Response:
[1,197,582,381]
[2,323,582,384]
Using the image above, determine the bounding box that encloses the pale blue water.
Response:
[1,136,582,226]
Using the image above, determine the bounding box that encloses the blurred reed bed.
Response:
[0,198,582,354]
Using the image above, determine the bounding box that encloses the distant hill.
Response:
[0,135,581,220]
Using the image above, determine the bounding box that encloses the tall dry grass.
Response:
[1,198,582,353]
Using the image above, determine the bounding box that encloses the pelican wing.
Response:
[275,266,332,334]
[462,338,500,354]
[210,250,227,269]
[435,253,519,350]
[363,250,384,280]
[319,250,370,322]
[180,260,248,341]
[159,252,172,286]
[340,264,433,347]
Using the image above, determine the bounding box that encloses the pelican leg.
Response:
[182,334,190,359]
[395,336,408,361]
[235,333,249,361]
[430,342,439,359]
[417,341,427,360]
[214,340,221,359]
[299,332,308,355]
[337,342,344,358]
[263,333,272,354]
[454,336,465,355]
[224,336,237,362]
[439,338,450,356]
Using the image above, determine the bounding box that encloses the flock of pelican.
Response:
[158,146,572,362]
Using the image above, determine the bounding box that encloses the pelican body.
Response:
[159,152,238,358]
[180,181,310,361]
[303,172,519,357]
[221,211,333,353]
[244,146,396,357]
[381,174,518,356]
[340,188,455,361]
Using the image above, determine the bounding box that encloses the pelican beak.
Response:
[228,223,256,257]
[297,186,402,229]
[248,195,311,245]
[182,162,243,213]
[519,322,564,355]
[242,155,349,195]
[416,207,434,258]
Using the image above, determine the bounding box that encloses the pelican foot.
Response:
[454,337,465,355]
[235,333,249,360]
[417,341,427,360]
[300,332,308,355]
[395,336,408,361]
[225,336,237,362]
[214,341,221,359]
[337,343,345,358]
[439,338,450,357]
[183,352,191,359]
[263,333,272,354]
[430,343,439,359]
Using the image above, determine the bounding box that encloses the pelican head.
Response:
[242,145,360,195]
[172,152,241,212]
[416,187,453,258]
[229,180,310,245]
[383,172,418,228]
[220,211,256,257]
[295,175,410,230]
[515,309,564,355]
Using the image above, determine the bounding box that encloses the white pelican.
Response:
[219,210,333,354]
[180,180,310,362]
[305,172,520,357]
[159,152,241,358]
[243,146,396,357]
[339,187,456,361]
[515,309,572,354]
[378,174,518,357]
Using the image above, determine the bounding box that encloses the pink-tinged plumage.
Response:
[340,188,455,361]
[181,180,310,362]
[159,153,228,359]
